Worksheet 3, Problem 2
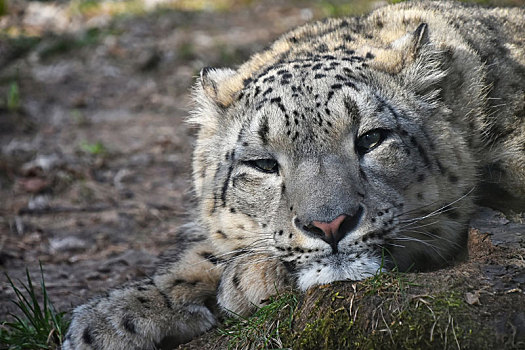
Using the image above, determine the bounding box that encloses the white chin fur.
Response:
[296,256,381,291]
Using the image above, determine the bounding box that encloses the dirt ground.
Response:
[0,0,524,348]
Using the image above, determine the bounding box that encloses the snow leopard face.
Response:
[192,24,476,289]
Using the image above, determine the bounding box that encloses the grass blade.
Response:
[0,264,70,349]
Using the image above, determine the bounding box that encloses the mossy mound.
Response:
[181,269,525,350]
[288,277,498,350]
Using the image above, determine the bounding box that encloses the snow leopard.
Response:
[63,1,525,349]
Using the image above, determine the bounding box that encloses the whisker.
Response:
[399,205,459,224]
[399,229,462,248]
[399,220,439,230]
[394,199,441,218]
[379,242,405,249]
[396,187,475,223]
[393,236,447,261]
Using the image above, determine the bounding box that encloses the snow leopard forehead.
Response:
[230,55,389,156]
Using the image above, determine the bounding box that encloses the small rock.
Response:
[113,168,134,189]
[14,216,24,235]
[49,236,88,252]
[465,291,481,305]
[27,194,50,209]
[22,154,63,174]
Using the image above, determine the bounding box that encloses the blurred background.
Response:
[0,0,524,327]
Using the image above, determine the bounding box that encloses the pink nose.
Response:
[311,214,347,241]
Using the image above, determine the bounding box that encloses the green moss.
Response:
[290,281,493,350]
[259,271,495,350]
[293,304,355,350]
[351,292,481,349]
[218,292,298,349]
[216,270,496,349]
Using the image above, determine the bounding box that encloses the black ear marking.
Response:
[197,67,239,108]
[200,66,213,79]
[200,67,218,96]
[413,23,429,54]
[389,22,430,60]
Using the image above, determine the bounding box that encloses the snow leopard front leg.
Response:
[63,225,224,350]
[217,254,292,317]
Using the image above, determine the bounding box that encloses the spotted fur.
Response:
[64,2,525,349]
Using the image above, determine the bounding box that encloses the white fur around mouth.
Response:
[296,253,381,290]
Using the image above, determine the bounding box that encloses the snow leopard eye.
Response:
[246,159,279,173]
[356,129,387,155]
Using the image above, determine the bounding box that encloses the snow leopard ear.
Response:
[190,67,242,126]
[370,23,432,74]
[198,67,242,108]
[371,23,448,94]
[397,23,450,95]
[392,22,429,61]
